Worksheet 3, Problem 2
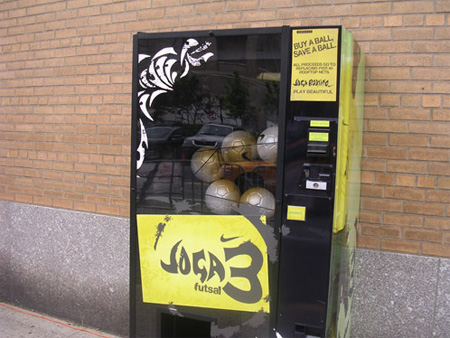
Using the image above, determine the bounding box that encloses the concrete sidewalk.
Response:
[0,302,123,338]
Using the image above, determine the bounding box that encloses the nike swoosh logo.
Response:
[220,234,241,242]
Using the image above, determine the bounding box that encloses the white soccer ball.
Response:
[190,147,223,183]
[205,179,240,215]
[240,187,275,218]
[257,126,278,163]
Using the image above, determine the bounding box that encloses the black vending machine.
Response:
[131,26,365,338]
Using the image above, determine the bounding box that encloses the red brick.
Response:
[394,28,434,41]
[372,41,411,53]
[404,228,442,243]
[367,147,407,160]
[391,81,432,94]
[362,224,401,238]
[393,1,434,14]
[242,10,276,22]
[445,233,450,245]
[417,176,436,189]
[74,201,96,213]
[404,15,424,27]
[353,2,391,15]
[425,190,450,204]
[363,198,402,212]
[278,7,314,19]
[413,67,450,81]
[362,159,386,172]
[380,94,400,107]
[361,185,383,198]
[387,160,427,174]
[384,213,423,228]
[426,14,446,26]
[392,54,432,67]
[432,110,450,121]
[390,108,431,121]
[98,205,121,216]
[343,17,361,28]
[409,122,450,135]
[394,174,415,188]
[375,173,394,185]
[364,134,387,146]
[353,29,391,42]
[366,55,390,67]
[430,163,450,176]
[364,107,388,119]
[435,82,450,94]
[404,202,445,216]
[381,239,420,254]
[434,55,450,67]
[368,121,408,133]
[33,196,53,207]
[384,15,402,27]
[360,172,374,184]
[385,187,424,201]
[437,177,450,190]
[424,217,450,230]
[359,211,382,224]
[53,199,74,209]
[423,95,442,108]
[357,236,380,250]
[415,41,450,53]
[389,134,429,147]
[410,148,449,162]
[422,243,450,258]
[371,68,410,80]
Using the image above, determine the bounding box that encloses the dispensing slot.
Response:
[307,125,330,158]
[294,324,322,337]
[301,163,333,192]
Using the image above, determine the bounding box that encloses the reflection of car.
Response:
[145,125,187,160]
[182,123,243,159]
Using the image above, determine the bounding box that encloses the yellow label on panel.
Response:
[309,132,329,142]
[291,28,339,102]
[287,205,306,221]
[310,120,330,128]
[137,215,270,313]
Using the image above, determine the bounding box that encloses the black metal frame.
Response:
[130,25,346,338]
[275,26,343,338]
[130,26,286,338]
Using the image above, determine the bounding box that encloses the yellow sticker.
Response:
[291,28,339,102]
[309,132,329,142]
[137,215,270,313]
[310,120,330,128]
[287,205,306,221]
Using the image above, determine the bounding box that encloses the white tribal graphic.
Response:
[136,38,214,169]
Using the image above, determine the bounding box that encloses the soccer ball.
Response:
[257,126,278,163]
[240,187,275,218]
[205,179,240,214]
[221,131,257,163]
[190,147,223,183]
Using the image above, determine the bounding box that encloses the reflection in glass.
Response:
[136,33,281,220]
[134,30,282,338]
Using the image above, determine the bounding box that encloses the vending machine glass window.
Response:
[131,27,284,338]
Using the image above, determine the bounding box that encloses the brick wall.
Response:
[0,0,449,257]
